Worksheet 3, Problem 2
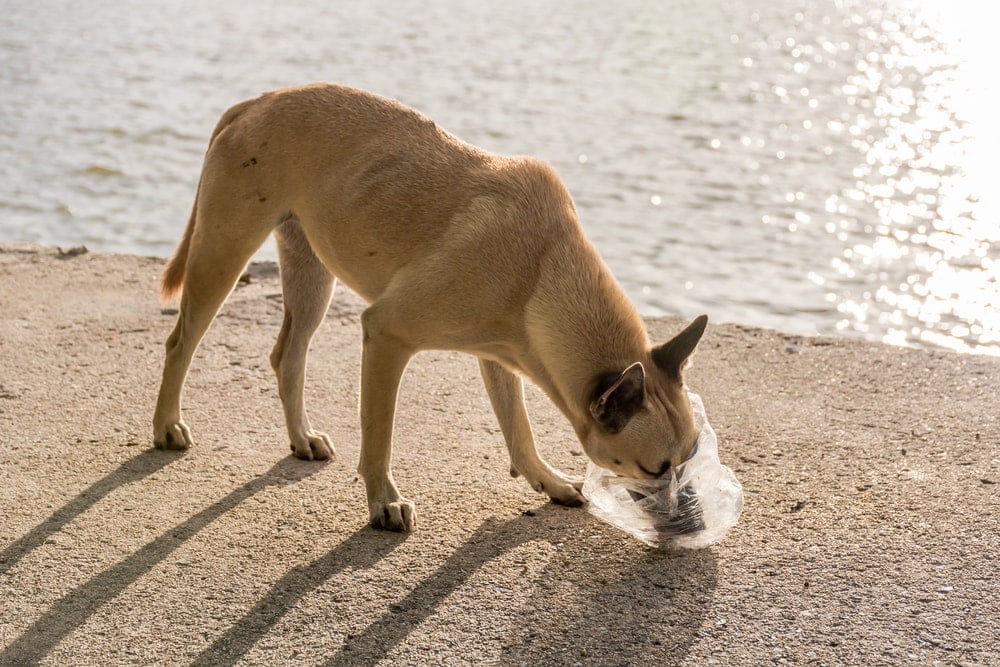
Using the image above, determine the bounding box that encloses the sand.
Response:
[1,243,997,666]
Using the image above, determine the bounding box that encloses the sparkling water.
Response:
[1,0,997,355]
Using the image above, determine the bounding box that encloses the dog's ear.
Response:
[652,315,708,382]
[589,362,645,433]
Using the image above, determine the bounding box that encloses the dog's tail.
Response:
[159,193,196,304]
[159,96,260,304]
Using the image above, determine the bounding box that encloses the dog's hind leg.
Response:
[270,218,336,461]
[478,359,585,506]
[153,208,273,451]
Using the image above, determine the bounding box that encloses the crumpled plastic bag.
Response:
[583,392,743,549]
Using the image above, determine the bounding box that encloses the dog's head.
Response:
[579,315,708,479]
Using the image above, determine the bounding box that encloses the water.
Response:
[1,0,997,355]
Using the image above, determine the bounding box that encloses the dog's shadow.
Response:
[0,449,181,578]
[0,450,325,666]
[192,504,717,667]
[2,450,716,666]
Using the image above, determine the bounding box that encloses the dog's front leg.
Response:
[478,359,584,506]
[357,307,416,531]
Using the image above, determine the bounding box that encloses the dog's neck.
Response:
[521,233,650,428]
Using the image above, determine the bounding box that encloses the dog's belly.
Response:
[303,233,393,304]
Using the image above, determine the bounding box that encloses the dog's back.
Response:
[185,86,602,333]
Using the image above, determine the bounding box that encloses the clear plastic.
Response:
[583,392,743,549]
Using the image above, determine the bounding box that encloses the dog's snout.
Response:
[639,459,672,478]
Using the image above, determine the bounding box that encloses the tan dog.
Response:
[153,83,708,531]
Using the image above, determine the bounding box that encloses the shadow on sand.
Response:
[0,450,179,577]
[2,451,716,667]
[192,505,717,667]
[0,450,324,666]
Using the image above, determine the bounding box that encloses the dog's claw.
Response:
[550,492,586,508]
[532,474,585,507]
[369,499,416,532]
[290,431,335,461]
[154,421,193,450]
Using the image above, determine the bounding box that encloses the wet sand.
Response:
[1,243,997,666]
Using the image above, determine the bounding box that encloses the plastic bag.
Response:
[583,392,743,549]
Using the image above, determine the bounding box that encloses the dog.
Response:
[153,83,708,531]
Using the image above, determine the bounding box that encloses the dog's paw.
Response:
[369,498,416,532]
[550,491,586,507]
[290,431,335,461]
[532,476,586,507]
[154,421,193,450]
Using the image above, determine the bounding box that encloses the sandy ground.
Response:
[0,243,997,666]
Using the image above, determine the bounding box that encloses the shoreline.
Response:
[10,238,998,359]
[1,243,997,665]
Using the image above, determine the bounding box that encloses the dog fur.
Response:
[153,83,708,531]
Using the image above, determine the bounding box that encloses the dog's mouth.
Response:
[618,423,722,537]
[638,460,673,479]
[634,434,701,480]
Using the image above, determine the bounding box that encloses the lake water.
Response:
[2,0,997,355]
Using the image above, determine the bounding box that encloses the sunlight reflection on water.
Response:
[828,0,999,353]
[0,0,996,355]
[727,0,998,355]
